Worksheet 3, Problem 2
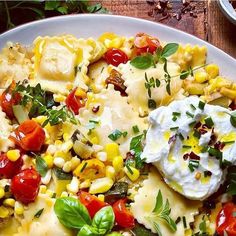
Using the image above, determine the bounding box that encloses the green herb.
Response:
[130,134,145,169]
[182,216,187,229]
[34,208,44,218]
[189,121,197,127]
[80,162,88,173]
[190,104,196,110]
[108,129,127,141]
[131,223,156,236]
[186,111,194,118]
[182,145,191,149]
[178,133,184,141]
[132,125,140,134]
[198,101,206,110]
[130,54,154,69]
[148,99,157,109]
[188,159,199,172]
[170,127,179,131]
[172,116,177,121]
[126,164,134,175]
[35,155,48,177]
[226,166,236,195]
[78,225,105,236]
[144,73,160,98]
[199,220,207,233]
[230,111,236,128]
[54,197,91,230]
[53,167,73,180]
[207,147,222,159]
[52,192,56,198]
[223,141,235,145]
[172,112,181,117]
[104,182,128,203]
[204,117,214,128]
[193,130,201,139]
[161,43,179,58]
[146,190,177,236]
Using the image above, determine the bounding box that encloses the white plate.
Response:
[0,14,236,80]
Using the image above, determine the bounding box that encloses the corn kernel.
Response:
[195,172,201,180]
[63,161,72,173]
[89,177,114,194]
[53,94,66,103]
[124,166,140,182]
[75,88,87,98]
[32,115,47,125]
[15,201,24,215]
[0,206,9,218]
[55,140,63,145]
[97,194,105,202]
[91,136,99,145]
[112,156,124,172]
[63,133,70,141]
[3,198,15,208]
[6,149,20,162]
[67,177,80,194]
[105,143,120,162]
[93,144,103,152]
[66,83,73,90]
[43,154,54,168]
[60,191,69,197]
[97,152,107,162]
[80,179,91,189]
[185,82,206,95]
[106,166,116,180]
[194,71,209,83]
[54,157,65,168]
[61,140,73,153]
[41,170,52,185]
[45,189,54,198]
[205,64,219,79]
[39,185,47,194]
[70,156,81,171]
[220,87,236,100]
[0,187,5,199]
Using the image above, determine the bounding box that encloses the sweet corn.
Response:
[53,94,66,103]
[75,88,87,98]
[67,177,80,194]
[0,187,5,199]
[112,156,124,172]
[63,161,72,173]
[106,166,116,180]
[54,157,65,168]
[41,170,52,185]
[61,140,73,153]
[70,156,81,171]
[194,71,209,83]
[98,194,105,202]
[0,206,9,218]
[220,87,236,100]
[15,201,24,215]
[39,185,47,194]
[105,143,120,162]
[45,189,54,198]
[97,152,107,162]
[80,179,91,189]
[66,82,73,90]
[6,149,20,162]
[43,154,54,168]
[124,166,140,182]
[63,133,70,141]
[205,64,219,79]
[3,198,15,208]
[89,177,114,194]
[185,82,206,95]
[90,136,99,145]
[60,191,69,197]
[93,144,103,152]
[33,115,47,125]
[55,140,63,145]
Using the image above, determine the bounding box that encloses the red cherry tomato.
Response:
[104,48,128,67]
[230,102,236,110]
[11,168,41,204]
[0,81,21,119]
[134,33,161,54]
[78,191,109,218]
[9,120,45,152]
[0,153,23,179]
[65,88,86,115]
[216,202,236,236]
[113,198,135,228]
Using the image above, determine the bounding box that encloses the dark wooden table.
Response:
[98,0,236,59]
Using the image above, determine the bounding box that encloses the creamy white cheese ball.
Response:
[142,96,236,200]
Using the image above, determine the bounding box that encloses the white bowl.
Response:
[218,0,236,25]
[0,14,236,80]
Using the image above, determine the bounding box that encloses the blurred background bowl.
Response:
[218,0,236,25]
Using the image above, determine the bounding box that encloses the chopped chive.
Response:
[201,146,208,153]
[223,141,235,145]
[132,125,139,133]
[190,104,196,110]
[188,159,199,172]
[188,121,197,127]
[193,130,201,139]
[172,112,181,117]
[178,133,184,141]
[108,129,125,141]
[175,216,181,224]
[89,119,99,124]
[80,162,88,173]
[198,101,205,110]
[34,208,44,218]
[186,111,194,118]
[204,170,212,177]
[208,147,222,159]
[126,164,134,175]
[182,145,191,149]
[172,116,178,121]
[170,126,179,131]
[204,117,214,128]
[148,99,157,109]
[123,131,128,138]
[52,192,56,198]
[182,216,187,229]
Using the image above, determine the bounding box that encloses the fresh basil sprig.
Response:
[230,111,236,128]
[54,197,92,230]
[146,190,177,236]
[130,54,154,69]
[35,155,48,177]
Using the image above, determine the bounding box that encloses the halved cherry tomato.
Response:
[216,202,236,236]
[0,81,21,119]
[0,153,23,179]
[11,168,41,204]
[9,120,45,152]
[230,102,236,111]
[113,198,135,228]
[134,33,161,54]
[78,191,109,218]
[65,88,86,115]
[104,48,128,67]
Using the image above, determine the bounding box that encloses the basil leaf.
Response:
[77,225,106,236]
[92,206,115,233]
[161,43,179,58]
[54,197,91,230]
[36,155,48,177]
[53,167,73,180]
[230,111,236,128]
[130,55,153,69]
[131,223,157,236]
